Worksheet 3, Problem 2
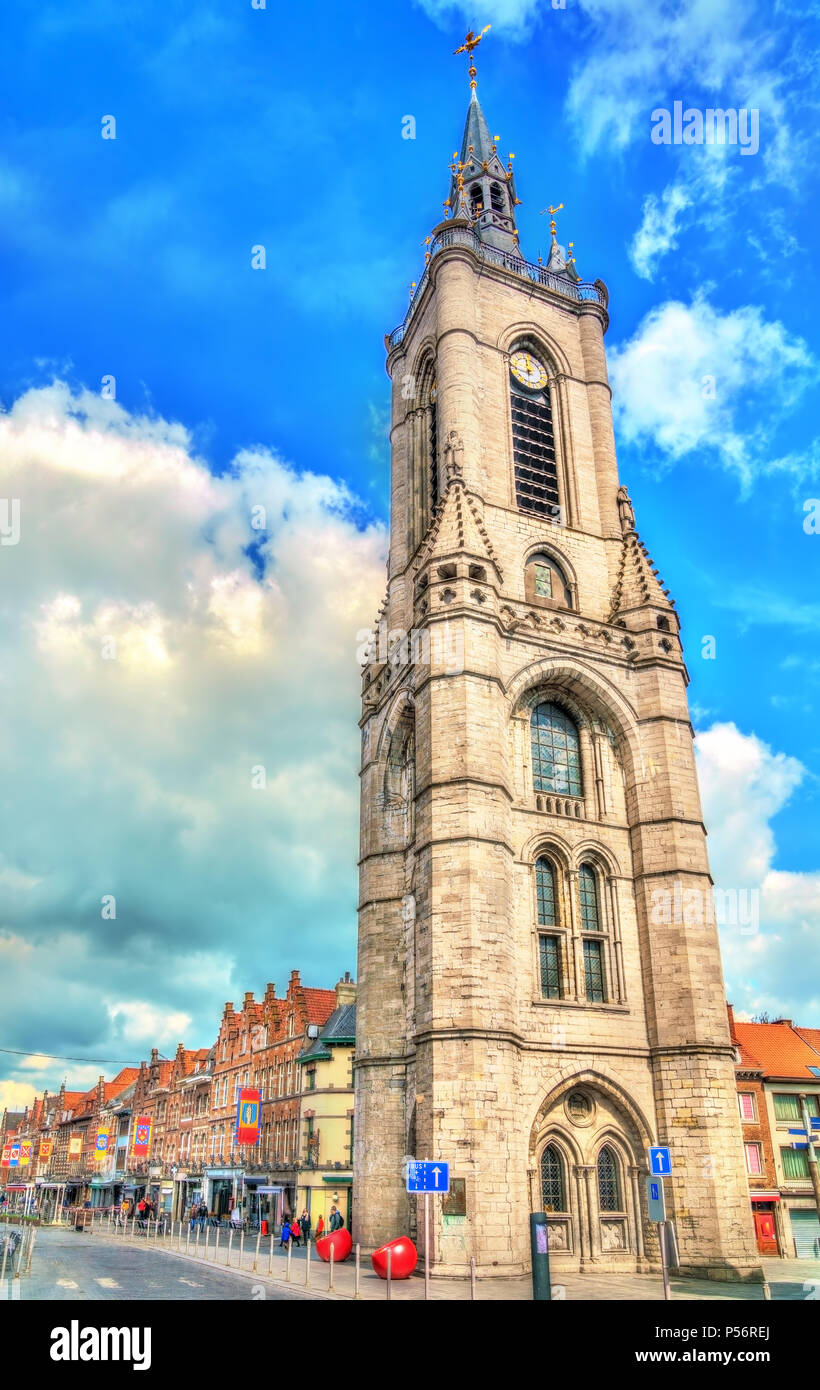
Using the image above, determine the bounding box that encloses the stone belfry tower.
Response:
[354,35,759,1280]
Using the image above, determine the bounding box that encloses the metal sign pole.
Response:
[424,1191,430,1301]
[660,1219,671,1301]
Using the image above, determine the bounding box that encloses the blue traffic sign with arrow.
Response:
[406,1161,450,1193]
[649,1146,672,1176]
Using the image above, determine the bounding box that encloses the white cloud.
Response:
[695,722,820,1022]
[0,383,386,1097]
[108,1002,192,1048]
[608,295,816,485]
[629,184,692,280]
[0,1080,39,1113]
[415,0,543,37]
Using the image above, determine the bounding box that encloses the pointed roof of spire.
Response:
[609,530,676,620]
[459,89,495,166]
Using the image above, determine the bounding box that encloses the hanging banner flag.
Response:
[1,1144,11,1166]
[19,1141,32,1166]
[132,1117,152,1158]
[94,1124,111,1161]
[68,1134,83,1161]
[9,1142,21,1167]
[39,1138,53,1161]
[234,1088,261,1146]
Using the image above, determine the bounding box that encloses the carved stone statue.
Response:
[617,485,636,536]
[443,429,464,484]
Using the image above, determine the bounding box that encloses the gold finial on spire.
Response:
[421,234,433,264]
[453,24,491,90]
[540,202,564,244]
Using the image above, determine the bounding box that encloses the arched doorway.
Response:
[529,1075,654,1270]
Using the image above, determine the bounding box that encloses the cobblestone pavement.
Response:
[14,1225,820,1302]
[15,1227,308,1301]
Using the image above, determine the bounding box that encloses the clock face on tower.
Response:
[509,349,548,391]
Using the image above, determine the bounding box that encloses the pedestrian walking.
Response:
[279,1219,290,1249]
[328,1205,343,1232]
[289,1217,301,1248]
[315,1214,325,1240]
[197,1201,208,1231]
[300,1210,311,1244]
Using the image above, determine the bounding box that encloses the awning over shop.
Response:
[750,1193,781,1202]
[321,1175,353,1184]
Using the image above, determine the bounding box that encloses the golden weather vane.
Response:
[453,24,491,90]
[540,202,564,243]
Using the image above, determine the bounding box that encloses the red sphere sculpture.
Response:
[371,1236,418,1280]
[315,1227,353,1263]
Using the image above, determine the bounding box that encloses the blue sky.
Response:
[1,0,819,1105]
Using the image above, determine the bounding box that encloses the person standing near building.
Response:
[299,1210,311,1245]
[279,1219,290,1249]
[329,1205,343,1231]
[315,1214,324,1240]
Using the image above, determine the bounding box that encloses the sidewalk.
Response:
[71,1220,819,1301]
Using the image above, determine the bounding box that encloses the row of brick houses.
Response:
[0,970,357,1231]
[729,1009,820,1258]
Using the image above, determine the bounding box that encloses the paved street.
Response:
[17,1227,308,1301]
[11,1225,820,1301]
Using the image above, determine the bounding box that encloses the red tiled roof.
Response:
[733,1021,820,1080]
[795,1028,820,1060]
[302,988,337,1026]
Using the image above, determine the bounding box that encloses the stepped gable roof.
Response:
[609,529,675,619]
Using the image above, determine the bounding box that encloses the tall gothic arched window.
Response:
[540,1143,566,1213]
[530,702,582,797]
[579,863,606,1002]
[597,1145,621,1212]
[536,856,562,999]
[509,343,559,520]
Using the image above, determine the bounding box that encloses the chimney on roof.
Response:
[223,1002,234,1018]
[774,1019,793,1027]
[243,991,254,1010]
[335,972,357,1007]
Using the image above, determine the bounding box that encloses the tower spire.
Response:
[446,28,521,255]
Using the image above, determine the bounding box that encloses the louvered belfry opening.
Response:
[429,396,439,510]
[511,374,559,518]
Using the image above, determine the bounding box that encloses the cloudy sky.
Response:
[1,0,819,1110]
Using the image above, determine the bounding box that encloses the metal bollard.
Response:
[214,1228,220,1263]
[253,1230,261,1273]
[305,1239,311,1288]
[329,1243,335,1292]
[386,1246,392,1301]
[354,1243,361,1299]
[107,1211,112,1236]
[240,1230,245,1269]
[268,1234,274,1278]
[26,1229,36,1275]
[286,1238,292,1282]
[195,1223,201,1254]
[1,1236,8,1286]
[227,1229,233,1266]
[186,1223,191,1255]
[762,1281,771,1301]
[204,1223,210,1260]
[470,1256,476,1300]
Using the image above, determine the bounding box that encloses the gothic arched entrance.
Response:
[527,1073,655,1270]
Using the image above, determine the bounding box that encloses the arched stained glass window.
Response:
[597,1145,621,1212]
[531,702,582,797]
[579,864,601,931]
[540,1144,566,1213]
[535,857,558,926]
